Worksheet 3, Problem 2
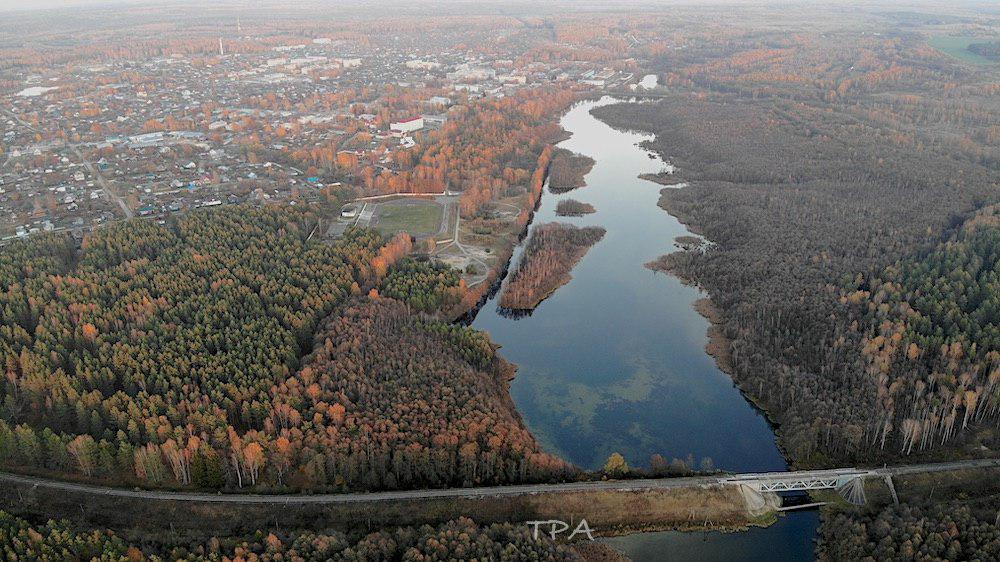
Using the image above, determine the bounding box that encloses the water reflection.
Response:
[602,511,819,562]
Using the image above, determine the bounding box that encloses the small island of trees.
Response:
[555,198,597,216]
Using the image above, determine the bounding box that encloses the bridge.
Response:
[718,468,876,507]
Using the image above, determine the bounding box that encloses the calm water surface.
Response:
[473,97,785,473]
[603,511,819,562]
[470,96,817,560]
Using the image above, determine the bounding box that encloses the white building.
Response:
[406,59,441,70]
[333,58,362,68]
[390,116,424,134]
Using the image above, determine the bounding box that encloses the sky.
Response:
[0,0,144,10]
[2,0,108,7]
[0,0,991,13]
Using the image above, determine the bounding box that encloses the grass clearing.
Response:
[374,199,444,236]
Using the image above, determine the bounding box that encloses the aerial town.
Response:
[0,12,651,291]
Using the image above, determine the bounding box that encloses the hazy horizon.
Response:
[2,0,996,13]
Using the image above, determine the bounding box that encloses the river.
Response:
[469,95,818,560]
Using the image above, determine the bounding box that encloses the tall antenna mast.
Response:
[219,37,225,56]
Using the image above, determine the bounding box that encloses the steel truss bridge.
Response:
[719,468,876,505]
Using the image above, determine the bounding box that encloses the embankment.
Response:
[0,475,757,544]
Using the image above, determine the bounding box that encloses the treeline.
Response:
[0,512,580,561]
[500,223,606,310]
[818,499,1000,561]
[548,148,596,193]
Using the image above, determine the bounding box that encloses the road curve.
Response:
[2,458,998,505]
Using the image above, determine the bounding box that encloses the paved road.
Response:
[3,458,998,506]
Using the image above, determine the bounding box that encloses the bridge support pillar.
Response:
[737,485,778,517]
[836,477,867,505]
[883,475,899,506]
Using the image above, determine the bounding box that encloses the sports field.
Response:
[373,199,445,237]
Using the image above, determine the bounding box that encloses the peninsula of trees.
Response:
[500,223,605,310]
[548,148,596,193]
[285,296,571,490]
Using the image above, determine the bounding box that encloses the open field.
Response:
[372,198,445,237]
[928,35,999,65]
[433,193,529,288]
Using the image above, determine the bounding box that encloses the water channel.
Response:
[469,94,817,560]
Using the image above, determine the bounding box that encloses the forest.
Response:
[593,27,1000,467]
[378,257,466,317]
[277,296,571,490]
[0,205,570,491]
[547,149,595,193]
[0,207,382,486]
[499,223,606,310]
[818,498,1000,561]
[0,511,580,561]
[849,214,1000,456]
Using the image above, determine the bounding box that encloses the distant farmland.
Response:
[928,36,998,65]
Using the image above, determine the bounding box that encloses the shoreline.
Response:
[636,169,794,469]
[693,297,734,375]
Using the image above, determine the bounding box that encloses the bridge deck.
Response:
[718,468,876,493]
